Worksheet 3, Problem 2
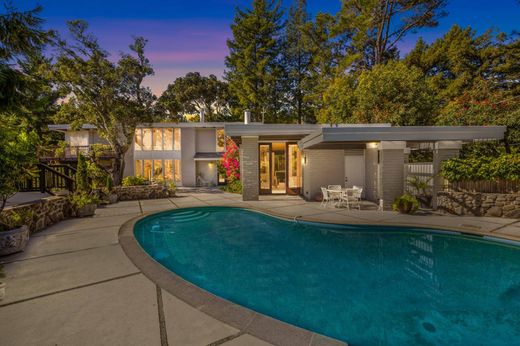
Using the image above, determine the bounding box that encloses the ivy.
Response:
[441,154,520,182]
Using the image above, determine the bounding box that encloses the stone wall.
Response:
[1,196,72,234]
[437,191,520,218]
[115,185,173,201]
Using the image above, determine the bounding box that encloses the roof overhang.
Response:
[299,126,507,150]
[48,124,97,132]
[193,152,223,161]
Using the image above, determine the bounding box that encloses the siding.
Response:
[181,128,196,186]
[364,148,378,202]
[240,137,259,201]
[302,149,344,201]
[379,149,405,209]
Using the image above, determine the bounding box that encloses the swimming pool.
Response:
[134,207,520,345]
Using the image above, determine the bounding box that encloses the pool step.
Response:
[161,210,210,223]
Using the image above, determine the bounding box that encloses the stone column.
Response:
[378,141,406,209]
[432,141,462,209]
[240,136,259,201]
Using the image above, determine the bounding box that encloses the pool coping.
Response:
[119,211,348,346]
[119,206,520,346]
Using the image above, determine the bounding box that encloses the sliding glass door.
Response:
[259,144,271,194]
[258,142,301,195]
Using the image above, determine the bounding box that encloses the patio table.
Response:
[326,188,357,207]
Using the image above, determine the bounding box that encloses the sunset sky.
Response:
[20,0,520,95]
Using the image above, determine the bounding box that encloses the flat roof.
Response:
[299,126,507,149]
[193,152,223,161]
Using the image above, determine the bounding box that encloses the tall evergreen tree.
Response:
[225,0,284,122]
[282,0,314,123]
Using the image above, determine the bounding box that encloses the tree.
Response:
[157,72,235,121]
[225,0,284,122]
[55,20,155,185]
[353,60,438,125]
[336,0,447,67]
[282,0,314,123]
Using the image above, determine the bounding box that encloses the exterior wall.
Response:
[364,147,379,202]
[437,191,520,218]
[379,147,405,209]
[196,161,218,186]
[196,128,217,152]
[240,136,259,201]
[65,130,90,146]
[181,128,197,187]
[302,149,344,201]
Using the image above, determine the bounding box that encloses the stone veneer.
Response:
[1,196,72,234]
[114,185,173,201]
[437,191,520,218]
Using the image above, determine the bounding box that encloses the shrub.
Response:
[122,175,148,186]
[0,210,34,232]
[392,194,419,214]
[441,154,520,182]
[105,175,114,192]
[76,153,90,193]
[69,193,100,210]
[222,180,242,194]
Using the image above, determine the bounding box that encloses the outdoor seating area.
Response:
[321,185,364,210]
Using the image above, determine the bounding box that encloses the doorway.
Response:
[259,142,301,195]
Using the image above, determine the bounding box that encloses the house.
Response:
[50,113,506,208]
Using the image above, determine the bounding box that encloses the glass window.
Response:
[174,159,181,182]
[153,129,163,150]
[259,144,270,191]
[163,129,173,150]
[154,160,163,180]
[142,129,152,151]
[135,160,143,176]
[134,129,143,151]
[164,160,173,181]
[288,144,302,189]
[216,129,225,151]
[174,128,181,150]
[143,160,152,180]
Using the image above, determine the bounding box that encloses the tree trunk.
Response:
[111,146,126,186]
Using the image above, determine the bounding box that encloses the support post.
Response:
[240,136,259,201]
[432,141,462,209]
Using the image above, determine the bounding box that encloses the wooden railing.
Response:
[18,163,77,193]
[40,145,115,161]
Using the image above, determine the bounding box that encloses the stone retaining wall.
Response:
[437,191,520,218]
[115,185,174,201]
[1,196,72,234]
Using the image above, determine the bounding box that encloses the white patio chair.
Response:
[341,187,363,210]
[321,187,331,207]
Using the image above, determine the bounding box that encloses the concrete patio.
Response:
[1,191,519,346]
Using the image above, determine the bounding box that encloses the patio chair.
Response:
[341,187,363,211]
[321,187,331,207]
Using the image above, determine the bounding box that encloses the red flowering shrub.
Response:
[219,138,240,182]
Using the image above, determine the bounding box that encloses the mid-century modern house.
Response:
[49,112,506,208]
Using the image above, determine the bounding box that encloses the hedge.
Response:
[440,154,520,182]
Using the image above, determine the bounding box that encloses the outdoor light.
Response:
[302,156,306,165]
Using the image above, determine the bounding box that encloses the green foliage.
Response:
[55,21,155,185]
[441,154,520,182]
[85,160,108,189]
[225,0,285,122]
[392,194,420,214]
[353,61,438,125]
[157,72,236,121]
[75,153,90,193]
[0,209,34,232]
[122,175,148,186]
[69,192,100,210]
[105,175,114,192]
[0,120,39,213]
[222,180,242,194]
[408,149,433,163]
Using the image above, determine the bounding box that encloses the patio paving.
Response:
[1,191,519,346]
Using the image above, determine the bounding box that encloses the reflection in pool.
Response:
[134,207,520,345]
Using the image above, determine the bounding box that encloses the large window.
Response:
[134,130,143,151]
[174,160,181,182]
[216,129,225,151]
[174,128,181,150]
[163,129,173,150]
[135,159,181,183]
[142,129,152,150]
[153,129,163,150]
[288,144,302,189]
[135,128,180,151]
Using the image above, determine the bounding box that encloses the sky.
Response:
[18,0,520,95]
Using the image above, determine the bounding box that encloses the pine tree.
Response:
[225,0,284,123]
[282,0,314,123]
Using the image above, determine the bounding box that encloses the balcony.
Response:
[40,144,116,162]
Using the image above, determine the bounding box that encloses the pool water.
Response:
[134,207,520,345]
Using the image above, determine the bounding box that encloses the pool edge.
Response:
[118,212,348,346]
